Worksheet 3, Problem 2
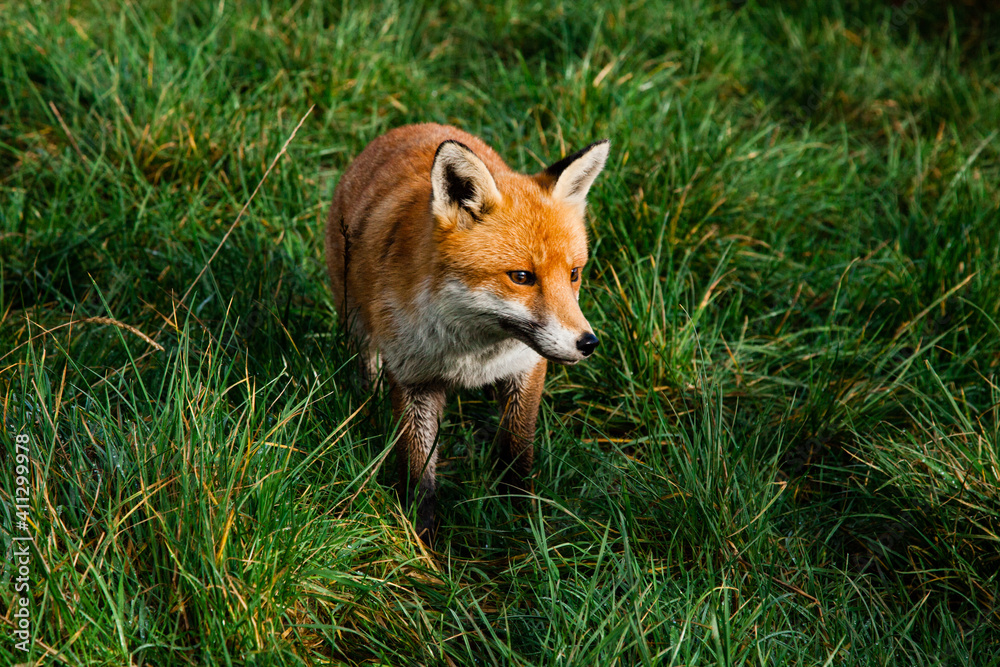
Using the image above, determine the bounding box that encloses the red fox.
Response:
[326,123,608,542]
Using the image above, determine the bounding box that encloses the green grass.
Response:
[2,0,999,664]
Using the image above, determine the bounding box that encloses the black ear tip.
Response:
[542,139,611,179]
[434,139,475,160]
[592,139,611,153]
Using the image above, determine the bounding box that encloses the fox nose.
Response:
[576,332,599,357]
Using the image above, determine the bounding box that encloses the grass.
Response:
[2,0,999,664]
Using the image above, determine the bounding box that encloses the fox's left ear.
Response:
[542,140,610,207]
[431,140,502,225]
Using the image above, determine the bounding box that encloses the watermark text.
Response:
[12,433,33,653]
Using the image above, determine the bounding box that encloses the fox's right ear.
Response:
[431,141,501,225]
[542,140,610,208]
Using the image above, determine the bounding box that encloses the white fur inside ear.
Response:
[430,141,501,221]
[551,141,609,206]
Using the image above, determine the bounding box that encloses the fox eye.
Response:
[570,267,581,282]
[508,271,536,286]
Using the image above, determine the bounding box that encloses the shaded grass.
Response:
[2,0,1000,664]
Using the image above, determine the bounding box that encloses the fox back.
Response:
[326,123,608,542]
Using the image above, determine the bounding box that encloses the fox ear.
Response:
[431,140,501,223]
[543,140,610,207]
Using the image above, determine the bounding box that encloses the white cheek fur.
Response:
[373,280,541,387]
[463,285,586,363]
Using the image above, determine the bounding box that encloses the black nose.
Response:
[576,332,599,357]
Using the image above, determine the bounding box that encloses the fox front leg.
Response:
[495,359,547,496]
[389,379,446,543]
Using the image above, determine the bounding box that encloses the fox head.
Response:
[429,138,609,364]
